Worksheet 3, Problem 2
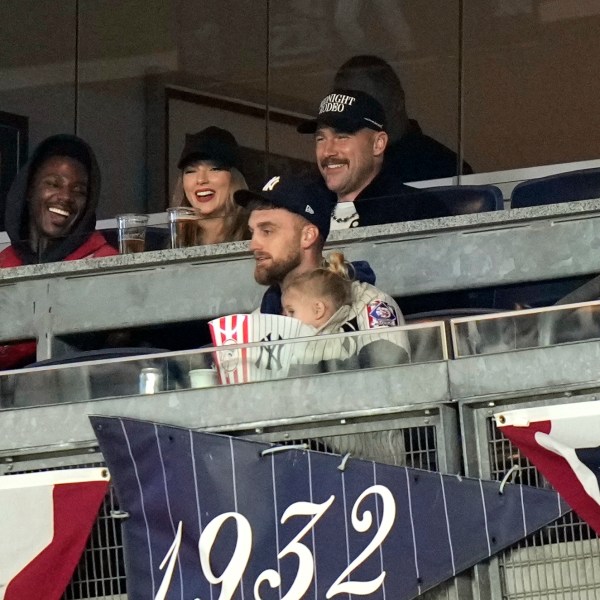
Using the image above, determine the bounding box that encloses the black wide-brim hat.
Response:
[177,126,242,171]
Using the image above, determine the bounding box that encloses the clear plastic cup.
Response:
[116,214,148,254]
[188,368,219,388]
[167,207,201,248]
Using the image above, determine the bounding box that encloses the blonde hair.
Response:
[170,166,250,243]
[283,251,353,310]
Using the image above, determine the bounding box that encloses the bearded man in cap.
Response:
[234,175,409,366]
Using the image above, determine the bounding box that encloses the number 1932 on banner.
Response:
[91,417,569,600]
[156,485,395,600]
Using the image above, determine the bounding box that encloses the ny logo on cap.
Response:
[305,205,315,215]
[262,176,280,192]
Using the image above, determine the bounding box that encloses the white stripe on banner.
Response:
[535,429,600,504]
[405,469,421,595]
[341,471,351,597]
[439,472,456,576]
[373,463,387,600]
[189,430,213,600]
[496,399,600,428]
[121,420,156,598]
[308,452,318,598]
[479,481,491,556]
[0,468,107,489]
[229,437,245,600]
[519,485,527,537]
[270,454,282,600]
[154,424,183,599]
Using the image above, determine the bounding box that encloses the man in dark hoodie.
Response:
[0,134,117,369]
[0,134,116,267]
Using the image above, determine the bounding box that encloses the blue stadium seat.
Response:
[358,184,504,226]
[423,184,504,215]
[511,167,600,208]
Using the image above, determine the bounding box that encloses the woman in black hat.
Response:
[171,126,250,245]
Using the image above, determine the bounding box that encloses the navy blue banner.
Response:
[91,416,569,600]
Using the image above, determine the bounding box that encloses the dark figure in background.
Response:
[0,134,117,369]
[333,55,473,183]
[297,89,448,229]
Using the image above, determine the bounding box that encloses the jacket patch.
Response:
[367,300,398,328]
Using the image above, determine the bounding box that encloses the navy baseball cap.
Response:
[234,175,336,239]
[297,89,386,134]
[177,126,241,170]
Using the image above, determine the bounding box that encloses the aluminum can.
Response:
[139,367,163,394]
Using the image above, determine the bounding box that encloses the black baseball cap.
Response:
[234,175,336,239]
[177,126,241,170]
[297,89,386,134]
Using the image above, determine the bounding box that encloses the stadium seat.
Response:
[422,184,504,215]
[357,184,504,226]
[511,167,600,208]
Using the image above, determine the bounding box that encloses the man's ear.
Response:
[373,131,388,157]
[300,223,319,249]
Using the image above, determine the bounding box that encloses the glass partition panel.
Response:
[163,0,269,198]
[462,1,600,174]
[77,0,179,218]
[0,321,447,409]
[450,300,600,357]
[267,0,464,189]
[0,0,77,231]
[78,0,268,218]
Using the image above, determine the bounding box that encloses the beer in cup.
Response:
[117,214,148,254]
[167,207,201,248]
[208,314,315,384]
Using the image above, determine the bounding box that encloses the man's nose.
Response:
[57,185,74,203]
[322,138,337,157]
[249,234,260,252]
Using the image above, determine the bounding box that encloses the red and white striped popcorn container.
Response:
[208,314,315,384]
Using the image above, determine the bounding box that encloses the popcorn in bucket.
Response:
[209,314,316,384]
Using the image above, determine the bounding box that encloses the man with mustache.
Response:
[234,175,410,366]
[298,90,449,230]
[0,134,117,369]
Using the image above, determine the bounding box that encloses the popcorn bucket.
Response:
[208,314,315,384]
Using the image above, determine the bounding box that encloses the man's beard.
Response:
[254,250,302,286]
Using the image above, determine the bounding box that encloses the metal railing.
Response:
[3,306,600,598]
